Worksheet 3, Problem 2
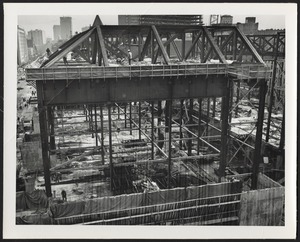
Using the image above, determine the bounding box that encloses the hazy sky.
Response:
[18,15,285,40]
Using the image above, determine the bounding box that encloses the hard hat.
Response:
[128,49,130,52]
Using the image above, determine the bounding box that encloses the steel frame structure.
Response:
[25,16,272,197]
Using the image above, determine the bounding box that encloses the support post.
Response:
[167,80,173,189]
[212,98,216,118]
[266,33,279,142]
[124,104,127,128]
[90,105,94,138]
[206,98,210,136]
[108,104,114,191]
[138,102,142,140]
[48,106,56,150]
[235,80,240,116]
[229,81,234,123]
[218,79,231,181]
[168,99,173,189]
[165,100,170,133]
[100,106,105,164]
[181,32,186,61]
[37,83,52,197]
[251,79,267,189]
[179,100,184,149]
[188,99,193,156]
[197,98,202,155]
[279,107,285,151]
[94,105,98,146]
[151,101,155,160]
[129,102,132,135]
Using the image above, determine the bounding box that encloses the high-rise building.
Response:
[60,16,72,40]
[53,25,61,41]
[220,15,233,25]
[28,29,44,46]
[17,26,29,65]
[118,15,203,25]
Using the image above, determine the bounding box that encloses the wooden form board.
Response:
[239,186,284,225]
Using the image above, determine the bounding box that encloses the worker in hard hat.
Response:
[128,49,132,65]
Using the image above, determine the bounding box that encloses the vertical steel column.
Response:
[94,105,98,147]
[157,101,162,128]
[117,103,120,119]
[235,80,240,116]
[279,107,285,151]
[206,98,210,136]
[48,106,56,150]
[187,99,193,156]
[165,100,170,133]
[90,105,94,138]
[181,32,186,61]
[37,83,52,197]
[212,98,216,118]
[201,31,205,63]
[168,99,173,189]
[191,32,195,58]
[138,33,142,59]
[218,79,231,181]
[100,106,105,164]
[229,81,234,123]
[197,98,202,155]
[85,105,88,121]
[179,100,184,149]
[168,80,173,189]
[108,104,114,191]
[129,102,132,135]
[232,31,237,60]
[138,102,142,140]
[266,33,279,142]
[151,101,155,160]
[124,104,127,128]
[251,79,267,190]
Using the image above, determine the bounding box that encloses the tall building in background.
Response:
[81,26,90,32]
[118,15,203,25]
[28,29,44,46]
[17,26,29,65]
[237,17,259,34]
[60,16,72,40]
[220,15,233,25]
[53,25,61,41]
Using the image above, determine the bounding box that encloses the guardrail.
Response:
[26,63,226,81]
[26,63,271,82]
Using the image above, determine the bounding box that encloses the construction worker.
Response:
[46,48,51,57]
[61,190,67,201]
[128,49,132,65]
[63,56,69,66]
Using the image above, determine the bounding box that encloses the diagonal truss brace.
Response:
[151,25,170,65]
[202,27,228,64]
[42,27,96,68]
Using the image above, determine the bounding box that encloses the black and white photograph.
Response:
[3,2,297,240]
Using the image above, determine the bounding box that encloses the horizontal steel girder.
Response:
[39,75,227,105]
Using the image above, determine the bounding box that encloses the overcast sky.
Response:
[18,15,285,40]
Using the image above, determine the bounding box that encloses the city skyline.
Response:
[18,15,285,40]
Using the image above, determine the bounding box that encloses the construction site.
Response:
[16,15,285,225]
